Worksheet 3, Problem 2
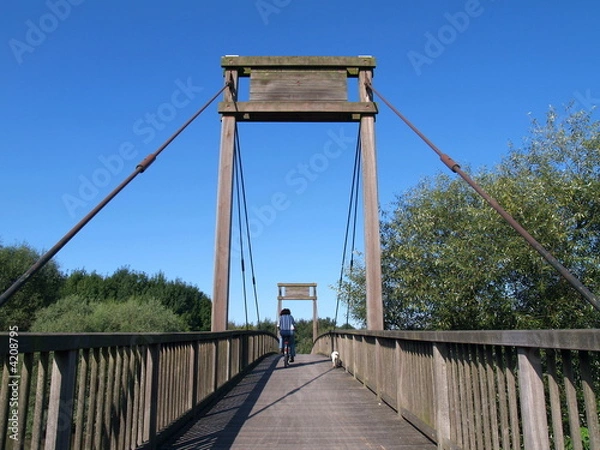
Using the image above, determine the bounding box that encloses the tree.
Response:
[0,243,64,330]
[31,295,189,332]
[146,272,212,331]
[341,106,600,330]
[231,316,347,353]
[61,268,105,299]
[229,317,277,332]
[62,267,212,331]
[293,317,340,354]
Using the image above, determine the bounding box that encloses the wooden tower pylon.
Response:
[211,56,383,331]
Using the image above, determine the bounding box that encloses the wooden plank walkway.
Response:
[161,354,437,449]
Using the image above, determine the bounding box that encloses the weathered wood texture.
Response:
[250,69,347,101]
[277,283,318,341]
[313,329,600,450]
[218,55,377,122]
[359,69,384,330]
[0,332,277,450]
[277,283,317,300]
[212,69,238,332]
[162,354,436,450]
[221,55,376,76]
[217,100,377,122]
[518,347,550,450]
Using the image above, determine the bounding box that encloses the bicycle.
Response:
[282,337,291,367]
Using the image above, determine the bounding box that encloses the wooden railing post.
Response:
[376,337,383,400]
[212,340,219,392]
[189,341,199,409]
[227,337,232,381]
[46,350,77,450]
[517,347,550,450]
[433,343,451,450]
[396,339,406,416]
[143,344,160,449]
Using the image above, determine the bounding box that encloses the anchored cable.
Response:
[0,82,231,307]
[346,150,361,328]
[233,123,261,327]
[334,124,362,330]
[233,128,250,329]
[366,81,600,313]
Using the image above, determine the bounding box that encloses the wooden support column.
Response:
[143,344,160,449]
[433,343,451,449]
[312,296,318,343]
[212,69,238,332]
[215,57,378,330]
[359,69,384,330]
[517,347,550,450]
[46,350,78,450]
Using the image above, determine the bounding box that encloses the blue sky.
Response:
[1,1,599,327]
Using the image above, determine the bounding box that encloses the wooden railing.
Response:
[0,331,278,450]
[314,330,600,450]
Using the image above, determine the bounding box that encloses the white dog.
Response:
[331,351,340,368]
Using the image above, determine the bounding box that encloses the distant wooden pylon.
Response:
[277,283,318,342]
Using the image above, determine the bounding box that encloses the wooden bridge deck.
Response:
[161,354,436,450]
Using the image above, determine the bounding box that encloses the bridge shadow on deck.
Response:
[161,354,436,450]
[160,355,280,449]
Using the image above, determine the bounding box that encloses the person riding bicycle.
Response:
[277,308,296,362]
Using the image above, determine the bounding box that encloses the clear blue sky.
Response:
[1,1,599,327]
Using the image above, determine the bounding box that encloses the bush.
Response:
[31,295,188,332]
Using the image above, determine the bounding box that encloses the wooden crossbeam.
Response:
[218,101,377,122]
[221,55,376,76]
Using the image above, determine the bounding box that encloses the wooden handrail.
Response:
[0,331,278,450]
[313,329,600,450]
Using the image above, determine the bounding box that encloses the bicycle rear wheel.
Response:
[283,340,290,367]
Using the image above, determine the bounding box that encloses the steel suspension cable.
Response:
[234,124,261,326]
[233,127,250,329]
[0,82,231,307]
[366,81,600,313]
[346,145,362,328]
[334,125,362,330]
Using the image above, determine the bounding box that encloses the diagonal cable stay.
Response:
[366,80,600,313]
[0,82,231,307]
[233,123,261,327]
[334,124,362,330]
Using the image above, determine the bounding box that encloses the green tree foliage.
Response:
[31,295,188,332]
[293,317,340,354]
[0,243,64,330]
[229,317,277,332]
[341,106,600,330]
[62,267,212,330]
[230,316,348,353]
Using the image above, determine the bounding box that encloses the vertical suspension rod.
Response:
[0,82,231,307]
[366,81,600,313]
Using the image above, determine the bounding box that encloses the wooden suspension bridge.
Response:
[0,56,598,449]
